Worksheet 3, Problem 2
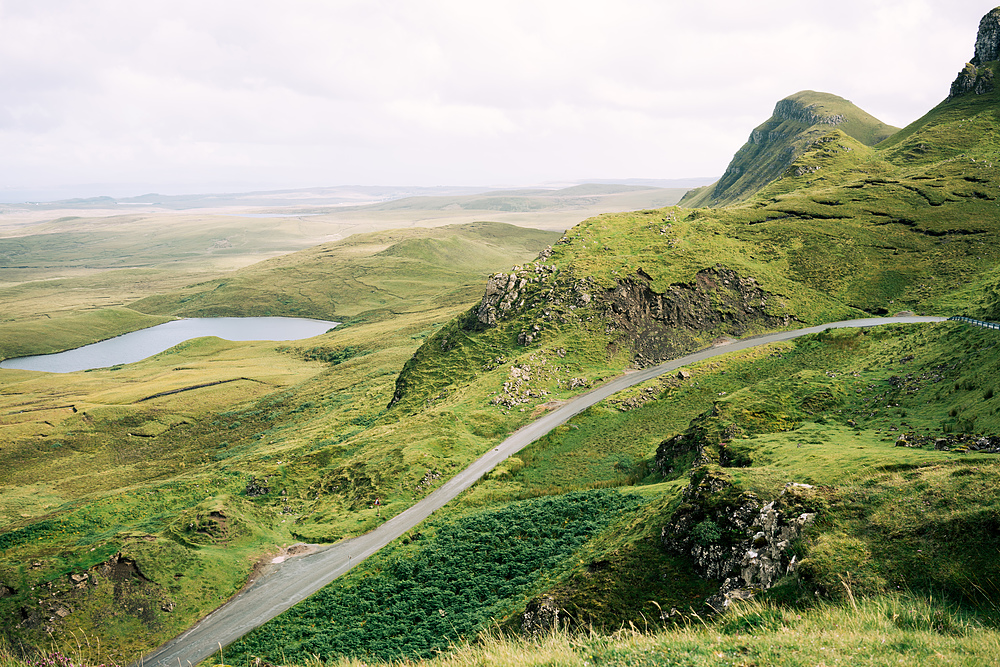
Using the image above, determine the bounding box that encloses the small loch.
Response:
[0,317,338,373]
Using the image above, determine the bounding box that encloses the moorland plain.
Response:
[0,185,685,358]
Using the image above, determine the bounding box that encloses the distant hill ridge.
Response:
[681,91,898,208]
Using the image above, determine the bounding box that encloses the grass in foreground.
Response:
[5,593,999,667]
[397,594,1000,667]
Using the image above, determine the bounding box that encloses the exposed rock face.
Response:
[477,271,533,326]
[603,266,790,365]
[476,261,556,328]
[475,261,790,367]
[950,62,995,98]
[949,7,1000,98]
[661,470,762,580]
[662,471,817,613]
[973,7,1000,66]
[772,98,846,127]
[521,594,567,637]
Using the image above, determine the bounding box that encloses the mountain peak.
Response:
[680,91,897,208]
[948,7,999,98]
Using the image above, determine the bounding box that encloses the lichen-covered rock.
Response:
[950,62,995,98]
[476,265,553,326]
[948,7,1000,98]
[662,472,818,613]
[739,490,816,591]
[661,469,762,579]
[972,7,1000,66]
[521,594,566,637]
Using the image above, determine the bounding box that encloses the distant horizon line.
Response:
[0,177,718,206]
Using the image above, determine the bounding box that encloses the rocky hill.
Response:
[680,91,898,208]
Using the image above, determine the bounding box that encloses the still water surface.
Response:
[0,317,338,373]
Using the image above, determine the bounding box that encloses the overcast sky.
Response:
[0,1,995,200]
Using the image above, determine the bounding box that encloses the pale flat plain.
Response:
[0,185,688,320]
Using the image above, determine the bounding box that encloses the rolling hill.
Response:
[3,7,1000,667]
[680,90,899,208]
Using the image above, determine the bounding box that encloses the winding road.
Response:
[133,316,945,667]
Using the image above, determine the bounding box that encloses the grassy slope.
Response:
[3,59,1000,667]
[682,90,899,208]
[207,320,1000,666]
[200,76,1000,664]
[129,223,558,321]
[0,223,558,662]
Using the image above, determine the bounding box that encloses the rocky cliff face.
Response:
[660,470,818,612]
[772,98,846,127]
[603,267,792,364]
[949,7,1000,98]
[475,258,792,367]
[973,7,1000,66]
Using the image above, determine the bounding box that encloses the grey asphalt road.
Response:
[133,315,945,667]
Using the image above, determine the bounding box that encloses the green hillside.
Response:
[4,9,1000,667]
[681,90,899,208]
[129,222,559,323]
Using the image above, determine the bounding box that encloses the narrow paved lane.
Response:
[134,316,945,667]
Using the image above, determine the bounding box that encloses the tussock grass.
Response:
[278,595,1000,666]
[5,594,1000,666]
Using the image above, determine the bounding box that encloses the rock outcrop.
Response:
[389,246,799,408]
[972,7,1000,67]
[661,471,818,613]
[949,7,1000,98]
[477,271,534,327]
[602,266,791,365]
[474,260,791,366]
[950,62,996,98]
[772,98,846,127]
[520,595,567,637]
